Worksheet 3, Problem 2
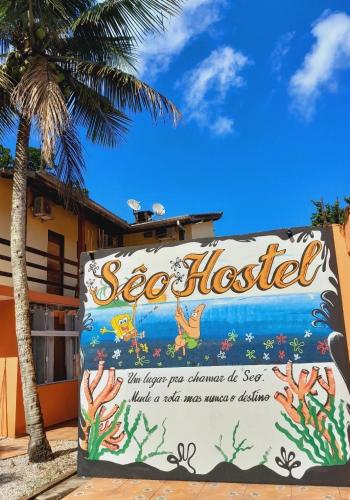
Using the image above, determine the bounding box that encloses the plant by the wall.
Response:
[273,362,349,465]
[215,421,253,464]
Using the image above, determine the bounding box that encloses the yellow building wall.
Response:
[190,221,214,239]
[0,178,81,295]
[123,226,180,247]
[0,179,12,288]
[26,191,78,295]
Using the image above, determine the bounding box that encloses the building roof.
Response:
[1,169,222,232]
[128,212,223,232]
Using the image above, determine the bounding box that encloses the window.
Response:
[47,230,64,295]
[32,334,79,384]
[30,303,79,385]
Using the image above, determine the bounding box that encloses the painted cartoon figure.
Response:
[174,304,206,355]
[101,313,138,341]
[100,303,139,342]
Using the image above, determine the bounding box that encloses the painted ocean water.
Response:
[81,293,333,369]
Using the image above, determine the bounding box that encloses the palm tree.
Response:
[0,0,181,462]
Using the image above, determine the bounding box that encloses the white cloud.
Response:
[289,11,350,119]
[138,0,226,78]
[210,116,234,135]
[180,46,249,135]
[271,31,295,77]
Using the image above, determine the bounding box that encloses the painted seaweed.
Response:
[215,421,253,463]
[274,361,349,465]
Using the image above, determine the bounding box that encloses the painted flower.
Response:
[245,333,254,343]
[289,338,304,354]
[135,356,150,367]
[276,334,287,345]
[152,348,162,358]
[89,336,100,347]
[157,362,163,367]
[112,349,121,360]
[220,339,233,351]
[278,350,286,361]
[88,260,98,273]
[294,354,301,361]
[317,339,329,355]
[113,335,121,344]
[263,352,270,361]
[118,361,123,367]
[204,355,210,361]
[128,348,134,354]
[166,344,176,358]
[86,278,95,288]
[263,339,274,350]
[94,349,107,361]
[304,329,312,338]
[217,351,226,360]
[138,331,146,340]
[174,272,185,284]
[131,339,137,348]
[227,331,238,343]
[139,343,149,353]
[246,349,256,360]
[170,257,182,271]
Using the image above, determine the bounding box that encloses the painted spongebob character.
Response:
[101,310,138,342]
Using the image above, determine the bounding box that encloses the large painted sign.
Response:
[78,227,350,485]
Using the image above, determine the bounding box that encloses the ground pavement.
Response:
[2,422,350,499]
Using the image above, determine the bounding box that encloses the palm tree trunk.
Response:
[10,116,53,462]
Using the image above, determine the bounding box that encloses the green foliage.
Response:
[260,446,272,466]
[0,144,12,168]
[133,414,171,462]
[83,399,126,460]
[0,0,181,193]
[85,402,171,463]
[215,421,253,464]
[275,395,349,466]
[311,198,350,226]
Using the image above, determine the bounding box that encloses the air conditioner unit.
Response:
[155,227,176,241]
[33,196,53,220]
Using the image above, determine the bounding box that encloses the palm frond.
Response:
[54,124,86,203]
[0,89,15,139]
[12,55,69,164]
[68,77,129,146]
[56,34,137,70]
[75,61,180,124]
[0,63,13,92]
[73,0,182,42]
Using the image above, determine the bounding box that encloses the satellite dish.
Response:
[152,202,166,216]
[127,199,141,211]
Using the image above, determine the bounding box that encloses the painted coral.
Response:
[273,361,349,465]
[80,360,125,460]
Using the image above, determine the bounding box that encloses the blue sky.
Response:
[11,1,350,236]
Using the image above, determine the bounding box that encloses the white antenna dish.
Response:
[152,202,166,216]
[127,199,141,211]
